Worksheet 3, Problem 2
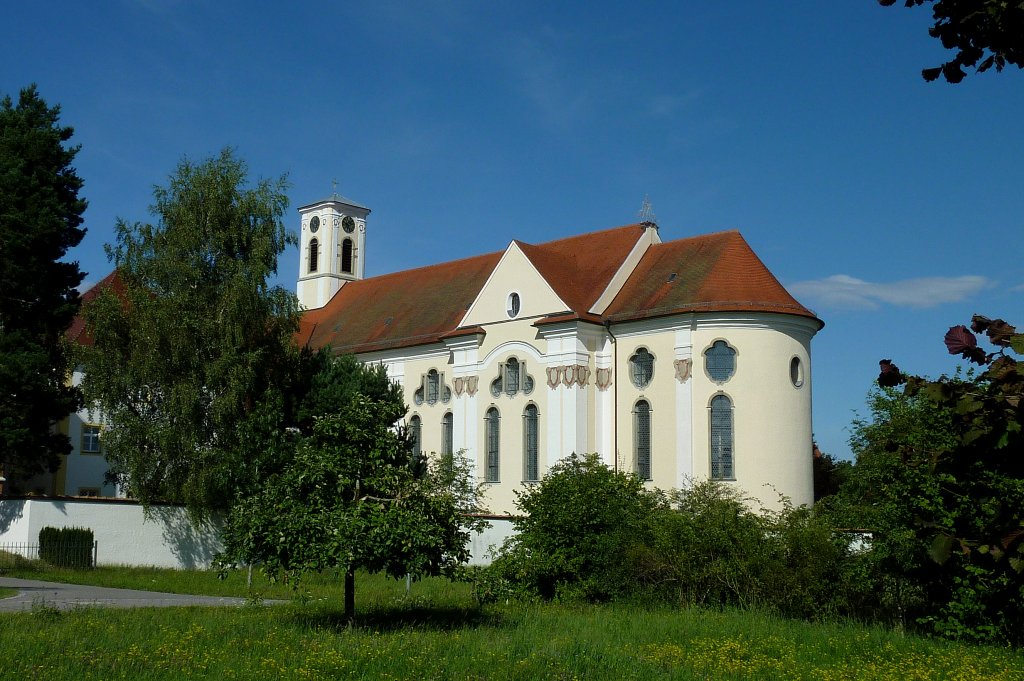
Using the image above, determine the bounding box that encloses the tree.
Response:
[0,84,87,484]
[855,316,1024,644]
[879,0,1024,83]
[219,391,486,621]
[79,149,300,515]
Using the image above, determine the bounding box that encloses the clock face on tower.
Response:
[309,216,320,233]
[342,216,355,233]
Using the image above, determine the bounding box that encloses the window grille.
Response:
[414,386,424,405]
[634,400,651,480]
[427,370,440,404]
[705,341,736,382]
[630,348,654,388]
[441,412,454,456]
[486,408,500,482]
[523,404,539,481]
[507,292,521,318]
[523,374,535,394]
[710,395,734,479]
[308,238,319,273]
[409,415,422,458]
[504,358,520,396]
[442,385,452,403]
[341,238,354,274]
[490,377,502,397]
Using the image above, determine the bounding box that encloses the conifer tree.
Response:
[0,85,87,483]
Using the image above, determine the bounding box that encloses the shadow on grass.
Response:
[288,601,510,633]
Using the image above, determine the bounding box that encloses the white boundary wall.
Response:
[0,498,513,569]
[0,498,223,569]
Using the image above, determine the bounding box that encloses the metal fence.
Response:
[0,541,98,568]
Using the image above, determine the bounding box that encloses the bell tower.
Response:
[296,191,370,309]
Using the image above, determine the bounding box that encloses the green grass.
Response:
[0,587,15,598]
[0,567,1021,680]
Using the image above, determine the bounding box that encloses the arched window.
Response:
[523,404,539,481]
[504,358,520,395]
[630,348,654,388]
[341,238,354,274]
[634,400,651,480]
[485,407,500,482]
[308,238,319,274]
[491,357,533,397]
[441,412,454,456]
[426,369,440,405]
[705,340,736,383]
[409,415,422,458]
[710,395,734,479]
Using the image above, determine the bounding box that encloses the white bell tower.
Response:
[296,191,370,310]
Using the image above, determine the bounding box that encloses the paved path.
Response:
[0,577,275,611]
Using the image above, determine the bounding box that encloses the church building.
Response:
[295,194,823,514]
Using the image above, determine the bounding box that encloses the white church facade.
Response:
[296,194,822,514]
[10,192,821,517]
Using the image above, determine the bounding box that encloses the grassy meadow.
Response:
[1,563,1022,680]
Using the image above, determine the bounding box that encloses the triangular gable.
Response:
[517,224,648,315]
[460,242,569,328]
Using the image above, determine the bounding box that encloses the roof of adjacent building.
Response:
[66,270,124,347]
[302,223,820,355]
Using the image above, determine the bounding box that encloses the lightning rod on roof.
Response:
[638,195,657,228]
[331,178,339,200]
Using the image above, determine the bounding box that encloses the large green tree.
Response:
[880,0,1024,82]
[835,316,1024,644]
[79,149,300,515]
[0,84,87,483]
[220,389,486,622]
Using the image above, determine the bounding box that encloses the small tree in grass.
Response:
[219,393,486,621]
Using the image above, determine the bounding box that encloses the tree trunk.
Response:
[344,566,355,623]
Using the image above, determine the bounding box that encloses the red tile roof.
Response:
[515,223,647,313]
[75,225,820,358]
[301,224,651,355]
[66,271,125,347]
[299,250,503,354]
[603,230,820,324]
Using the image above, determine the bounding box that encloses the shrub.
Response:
[483,454,662,602]
[38,526,94,568]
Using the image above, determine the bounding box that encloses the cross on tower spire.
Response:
[638,195,657,227]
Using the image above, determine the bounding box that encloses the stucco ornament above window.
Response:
[674,359,692,383]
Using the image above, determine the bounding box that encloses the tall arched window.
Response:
[341,238,354,274]
[308,238,319,274]
[523,404,539,481]
[426,369,440,404]
[485,407,500,482]
[441,412,454,456]
[634,400,651,480]
[710,395,734,479]
[505,358,520,395]
[409,415,422,458]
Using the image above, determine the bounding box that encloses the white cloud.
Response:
[788,274,992,310]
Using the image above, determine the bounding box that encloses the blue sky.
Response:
[4,2,1023,460]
